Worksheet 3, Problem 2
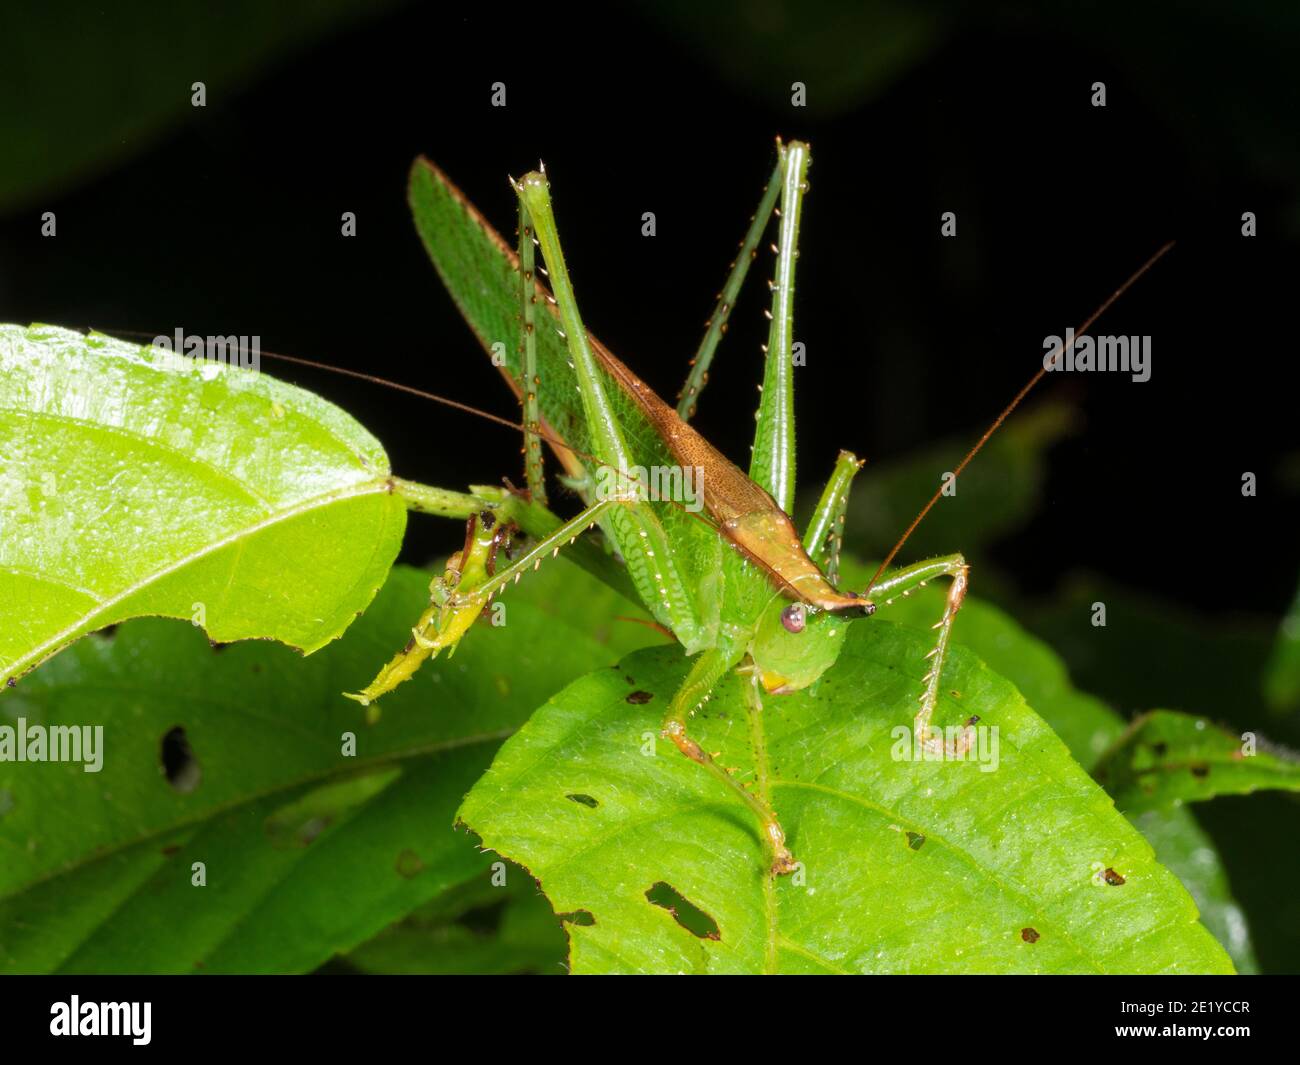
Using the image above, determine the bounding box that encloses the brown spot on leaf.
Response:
[1103,867,1126,886]
[1190,763,1210,778]
[626,690,654,705]
[1021,927,1040,943]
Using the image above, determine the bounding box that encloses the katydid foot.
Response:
[869,552,974,757]
[659,645,798,877]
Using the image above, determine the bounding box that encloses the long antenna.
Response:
[863,239,1176,595]
[97,328,577,451]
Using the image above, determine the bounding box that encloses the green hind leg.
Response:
[660,642,798,876]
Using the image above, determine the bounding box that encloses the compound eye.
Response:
[780,603,807,634]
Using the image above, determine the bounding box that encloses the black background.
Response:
[3,1,1296,616]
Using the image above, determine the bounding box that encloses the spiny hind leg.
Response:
[868,554,974,757]
[660,645,797,876]
[515,199,547,505]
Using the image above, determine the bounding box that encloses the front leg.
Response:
[661,642,797,876]
[868,554,973,757]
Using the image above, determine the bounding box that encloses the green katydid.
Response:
[297,139,1170,877]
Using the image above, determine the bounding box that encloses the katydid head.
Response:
[750,598,853,694]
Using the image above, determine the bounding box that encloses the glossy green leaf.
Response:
[1094,710,1300,815]
[0,324,406,686]
[459,621,1234,974]
[857,566,1261,971]
[0,561,657,973]
[1131,807,1258,974]
[844,563,1122,768]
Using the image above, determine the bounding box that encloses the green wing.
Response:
[407,158,733,651]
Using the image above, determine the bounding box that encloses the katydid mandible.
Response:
[338,139,1171,877]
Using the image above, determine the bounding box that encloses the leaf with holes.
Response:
[459,619,1236,974]
[872,576,1260,971]
[0,561,657,973]
[0,324,406,687]
[1094,710,1300,815]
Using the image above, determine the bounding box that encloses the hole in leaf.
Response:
[160,726,201,793]
[459,899,509,935]
[1021,927,1040,943]
[567,793,600,808]
[626,690,654,705]
[558,909,595,926]
[645,882,720,940]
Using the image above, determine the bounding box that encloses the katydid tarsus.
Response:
[258,139,1171,877]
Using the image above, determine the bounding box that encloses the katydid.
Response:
[301,139,1171,877]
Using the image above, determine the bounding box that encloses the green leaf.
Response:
[0,324,407,685]
[0,560,657,973]
[808,558,1261,968]
[847,568,1122,769]
[1131,807,1258,974]
[1264,578,1300,714]
[459,622,1234,974]
[1094,710,1300,815]
[344,874,567,975]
